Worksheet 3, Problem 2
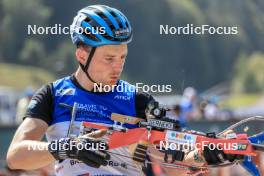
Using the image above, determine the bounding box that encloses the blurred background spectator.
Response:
[15,87,34,124]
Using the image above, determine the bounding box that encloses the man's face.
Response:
[85,44,128,86]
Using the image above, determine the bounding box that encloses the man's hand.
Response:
[48,130,110,168]
[202,145,244,165]
[203,130,244,165]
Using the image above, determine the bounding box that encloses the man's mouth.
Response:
[110,76,119,80]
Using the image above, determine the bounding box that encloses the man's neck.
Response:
[74,67,94,91]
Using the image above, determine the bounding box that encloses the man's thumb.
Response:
[81,129,107,138]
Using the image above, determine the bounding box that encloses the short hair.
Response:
[76,42,92,52]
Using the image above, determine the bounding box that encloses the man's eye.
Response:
[121,56,126,60]
[105,58,113,62]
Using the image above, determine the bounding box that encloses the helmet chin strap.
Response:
[79,47,97,84]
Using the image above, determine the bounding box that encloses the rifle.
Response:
[60,102,264,175]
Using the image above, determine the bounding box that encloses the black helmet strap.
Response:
[79,47,97,83]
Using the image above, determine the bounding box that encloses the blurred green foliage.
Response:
[0,63,55,89]
[0,0,263,92]
[232,53,264,93]
[221,93,260,109]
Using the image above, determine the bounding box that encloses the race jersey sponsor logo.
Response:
[114,95,131,101]
[55,88,76,96]
[108,160,127,169]
[75,103,111,122]
[70,159,82,166]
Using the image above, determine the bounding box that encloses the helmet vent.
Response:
[82,28,100,42]
[110,11,117,18]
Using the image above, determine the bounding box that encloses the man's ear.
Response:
[75,48,86,64]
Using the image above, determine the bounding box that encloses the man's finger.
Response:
[81,129,107,138]
[183,149,205,167]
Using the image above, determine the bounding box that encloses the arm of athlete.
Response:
[7,118,54,170]
[7,84,56,170]
[7,84,110,170]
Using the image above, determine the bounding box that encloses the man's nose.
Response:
[112,61,124,72]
